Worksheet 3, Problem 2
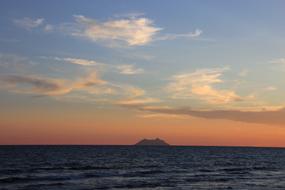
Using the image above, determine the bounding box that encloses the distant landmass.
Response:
[135,138,170,146]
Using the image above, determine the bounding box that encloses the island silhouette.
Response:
[135,138,170,146]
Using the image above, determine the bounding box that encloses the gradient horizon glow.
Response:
[1,0,285,146]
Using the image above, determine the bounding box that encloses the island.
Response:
[135,138,170,146]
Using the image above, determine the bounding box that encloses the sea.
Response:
[1,146,285,190]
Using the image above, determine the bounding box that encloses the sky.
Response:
[1,0,285,146]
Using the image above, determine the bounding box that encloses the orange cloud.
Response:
[0,75,71,96]
[73,15,161,46]
[167,67,242,104]
[140,106,285,126]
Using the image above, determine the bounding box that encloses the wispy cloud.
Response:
[264,86,277,91]
[0,72,118,97]
[122,86,145,97]
[116,64,144,75]
[113,12,146,19]
[138,113,187,119]
[43,24,54,32]
[14,14,205,47]
[0,65,148,106]
[74,71,106,88]
[14,17,44,30]
[157,29,202,41]
[166,67,242,104]
[72,15,161,46]
[138,106,285,126]
[59,14,204,47]
[53,56,145,75]
[238,69,249,77]
[55,57,98,66]
[117,97,160,106]
[269,58,285,65]
[0,53,153,106]
[0,74,71,96]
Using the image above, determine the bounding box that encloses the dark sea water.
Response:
[1,146,285,190]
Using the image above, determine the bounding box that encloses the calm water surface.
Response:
[1,146,285,190]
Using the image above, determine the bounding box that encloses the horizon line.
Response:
[1,144,285,149]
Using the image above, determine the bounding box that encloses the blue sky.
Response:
[1,0,285,128]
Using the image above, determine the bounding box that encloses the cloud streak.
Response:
[72,15,161,46]
[14,17,44,30]
[55,57,98,66]
[0,66,108,96]
[138,106,285,126]
[53,56,145,75]
[157,29,203,41]
[269,58,285,65]
[60,14,204,47]
[116,64,144,75]
[117,97,160,106]
[167,67,242,104]
[0,70,148,106]
[13,14,205,47]
[0,75,71,95]
[138,113,187,119]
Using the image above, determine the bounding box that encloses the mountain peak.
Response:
[135,138,170,146]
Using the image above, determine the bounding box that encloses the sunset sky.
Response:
[1,0,285,146]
